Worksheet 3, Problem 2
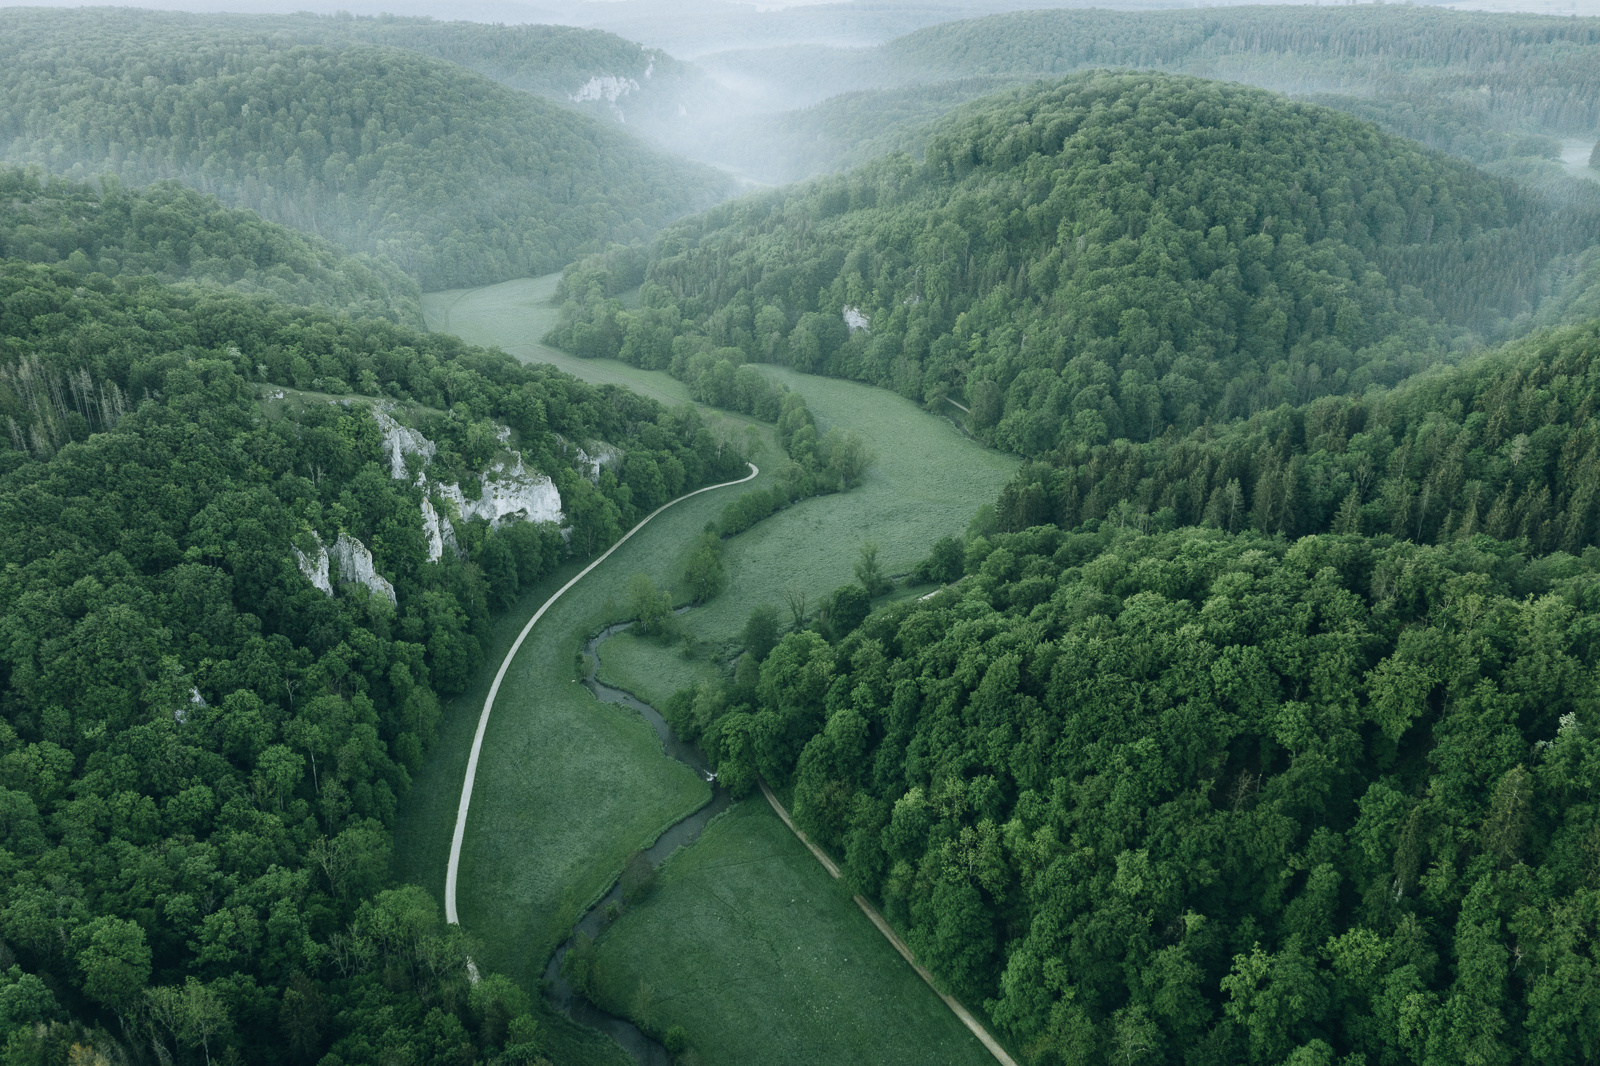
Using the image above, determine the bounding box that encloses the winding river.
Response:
[542,621,731,1066]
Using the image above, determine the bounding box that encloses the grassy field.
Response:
[423,275,698,408]
[405,272,1017,1065]
[594,628,723,709]
[588,800,997,1066]
[390,423,786,983]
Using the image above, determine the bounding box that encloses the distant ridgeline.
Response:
[883,7,1600,132]
[697,6,1600,186]
[551,73,1594,459]
[1,166,423,326]
[0,7,734,291]
[0,249,757,1059]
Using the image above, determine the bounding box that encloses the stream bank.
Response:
[542,621,729,1066]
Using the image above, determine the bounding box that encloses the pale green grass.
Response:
[589,800,997,1066]
[404,274,1016,1064]
[594,629,722,709]
[424,275,697,408]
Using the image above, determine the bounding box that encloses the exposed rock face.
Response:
[294,537,332,594]
[439,456,563,529]
[575,442,621,483]
[331,533,397,605]
[843,306,870,333]
[294,530,396,605]
[372,405,436,481]
[421,495,447,563]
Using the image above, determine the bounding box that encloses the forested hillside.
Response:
[691,7,1600,184]
[0,256,754,1062]
[0,7,734,291]
[553,73,1592,459]
[993,315,1600,554]
[887,6,1600,135]
[2,167,422,326]
[679,523,1600,1065]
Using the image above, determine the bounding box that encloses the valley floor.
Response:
[402,274,1018,1064]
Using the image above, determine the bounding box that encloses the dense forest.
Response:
[689,6,1600,185]
[992,316,1600,553]
[678,523,1600,1065]
[0,250,759,1063]
[1,167,422,326]
[887,6,1600,135]
[0,7,733,291]
[553,73,1596,459]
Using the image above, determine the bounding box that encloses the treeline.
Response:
[675,523,1600,1064]
[993,318,1600,558]
[1,166,422,325]
[552,73,1593,461]
[0,7,733,291]
[0,257,749,1064]
[885,6,1600,136]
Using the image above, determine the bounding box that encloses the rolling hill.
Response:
[0,7,735,292]
[552,72,1593,458]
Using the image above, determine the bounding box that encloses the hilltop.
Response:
[0,7,734,291]
[553,72,1590,458]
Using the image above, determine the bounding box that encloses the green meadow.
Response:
[588,800,998,1066]
[406,273,1015,1064]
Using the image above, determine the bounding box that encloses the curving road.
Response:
[445,462,759,925]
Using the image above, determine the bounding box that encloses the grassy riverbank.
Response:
[589,800,997,1066]
[405,272,1015,1064]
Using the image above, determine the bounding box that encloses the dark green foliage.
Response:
[684,533,726,604]
[0,8,733,291]
[994,319,1600,555]
[826,584,872,637]
[911,535,965,586]
[0,257,746,1061]
[742,605,780,663]
[0,166,421,325]
[630,574,676,637]
[619,851,657,906]
[554,73,1585,461]
[854,541,890,597]
[694,524,1600,1063]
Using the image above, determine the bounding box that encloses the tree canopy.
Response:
[0,253,753,1063]
[0,7,733,291]
[680,523,1600,1066]
[553,73,1592,460]
[1,166,422,325]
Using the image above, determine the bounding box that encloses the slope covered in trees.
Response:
[552,73,1590,459]
[993,315,1600,556]
[678,523,1600,1065]
[0,256,755,1063]
[688,7,1600,185]
[886,6,1600,136]
[0,7,734,291]
[1,166,422,326]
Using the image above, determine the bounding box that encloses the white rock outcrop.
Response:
[843,306,871,333]
[295,530,396,605]
[574,442,621,483]
[372,406,437,481]
[294,537,332,594]
[439,456,563,529]
[421,495,447,563]
[332,533,397,605]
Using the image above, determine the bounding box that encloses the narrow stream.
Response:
[541,620,730,1066]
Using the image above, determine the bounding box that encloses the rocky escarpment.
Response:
[295,403,575,597]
